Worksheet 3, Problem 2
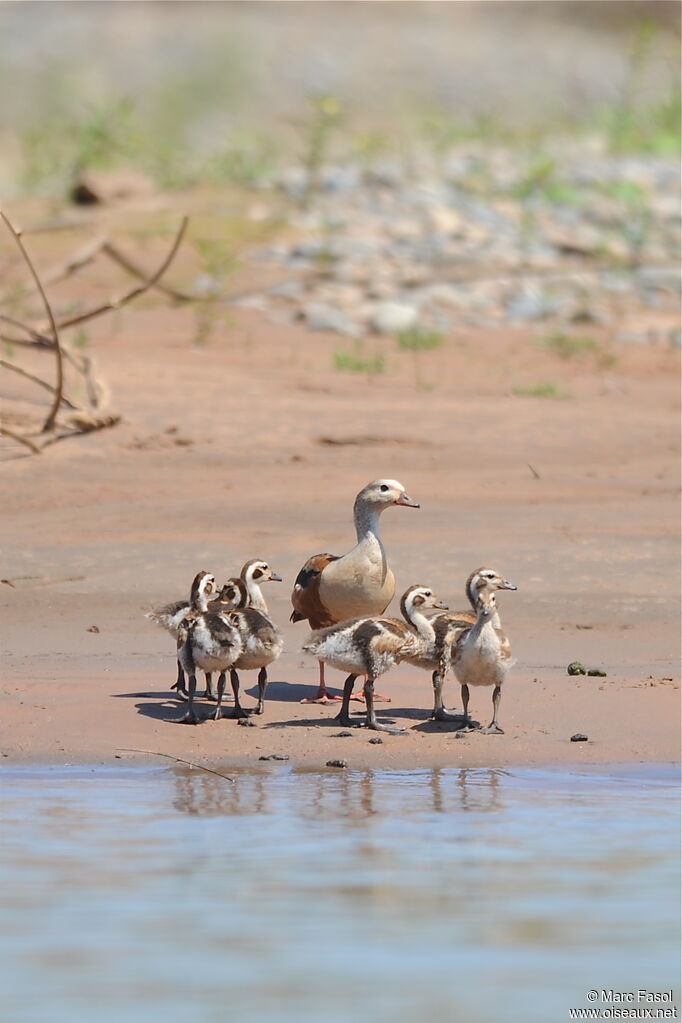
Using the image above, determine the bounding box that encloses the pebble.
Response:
[231,142,677,336]
[368,737,383,745]
[570,733,589,742]
[258,754,290,761]
[371,301,419,335]
[333,731,353,738]
[326,759,348,769]
[587,669,607,677]
[567,661,587,676]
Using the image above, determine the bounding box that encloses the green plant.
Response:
[396,327,444,351]
[333,342,385,376]
[513,381,568,399]
[537,332,597,359]
[300,93,344,205]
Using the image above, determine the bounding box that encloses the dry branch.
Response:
[0,210,65,431]
[0,427,42,454]
[53,216,189,332]
[0,359,78,409]
[116,748,235,782]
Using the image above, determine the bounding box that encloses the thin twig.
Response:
[0,359,79,409]
[527,463,541,480]
[116,747,235,782]
[0,210,65,432]
[0,426,42,454]
[53,217,189,332]
[102,240,196,302]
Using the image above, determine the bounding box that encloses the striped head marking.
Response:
[466,567,517,608]
[217,577,248,610]
[190,571,217,612]
[400,585,449,619]
[241,559,283,583]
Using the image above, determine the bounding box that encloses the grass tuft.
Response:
[513,381,568,399]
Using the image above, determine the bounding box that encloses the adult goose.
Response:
[291,478,419,703]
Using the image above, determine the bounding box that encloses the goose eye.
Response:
[380,484,389,492]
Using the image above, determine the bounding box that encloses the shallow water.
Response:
[1,764,679,1023]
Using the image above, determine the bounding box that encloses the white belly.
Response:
[454,627,508,688]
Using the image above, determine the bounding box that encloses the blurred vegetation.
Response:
[2,12,677,201]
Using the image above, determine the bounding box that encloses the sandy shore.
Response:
[1,271,680,770]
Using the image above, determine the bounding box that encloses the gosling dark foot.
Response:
[368,721,406,735]
[431,708,464,722]
[173,685,189,701]
[177,709,200,725]
[481,723,504,735]
[334,711,365,728]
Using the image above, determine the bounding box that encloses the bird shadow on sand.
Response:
[256,680,347,703]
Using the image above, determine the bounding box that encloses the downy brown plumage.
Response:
[303,584,447,734]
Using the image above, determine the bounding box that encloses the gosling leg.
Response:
[335,674,360,727]
[255,666,268,715]
[213,672,227,721]
[172,657,188,699]
[457,683,478,731]
[481,685,504,734]
[229,668,249,719]
[365,677,404,734]
[431,671,461,722]
[204,672,217,701]
[179,671,199,724]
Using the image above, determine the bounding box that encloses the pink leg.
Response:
[350,677,391,702]
[300,661,344,703]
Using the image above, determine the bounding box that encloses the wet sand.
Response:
[1,275,680,770]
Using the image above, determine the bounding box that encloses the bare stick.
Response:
[0,359,79,409]
[102,239,196,302]
[53,217,189,332]
[116,747,235,782]
[527,463,541,480]
[0,237,107,307]
[0,426,42,454]
[0,210,65,432]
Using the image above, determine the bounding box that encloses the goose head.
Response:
[400,584,449,620]
[189,571,217,612]
[355,479,420,514]
[241,559,283,584]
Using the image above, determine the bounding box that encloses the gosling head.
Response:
[189,571,217,612]
[241,559,283,584]
[215,576,248,610]
[466,567,517,609]
[355,479,420,513]
[400,584,449,619]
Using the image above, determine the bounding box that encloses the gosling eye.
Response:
[380,484,389,492]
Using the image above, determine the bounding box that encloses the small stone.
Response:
[258,754,290,761]
[567,662,587,676]
[587,668,607,677]
[570,733,589,742]
[238,718,256,727]
[333,731,353,738]
[371,301,419,335]
[453,731,465,739]
[368,737,383,745]
[302,302,362,337]
[86,625,100,633]
[326,759,348,769]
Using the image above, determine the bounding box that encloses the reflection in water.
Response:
[170,765,511,819]
[1,765,679,1023]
